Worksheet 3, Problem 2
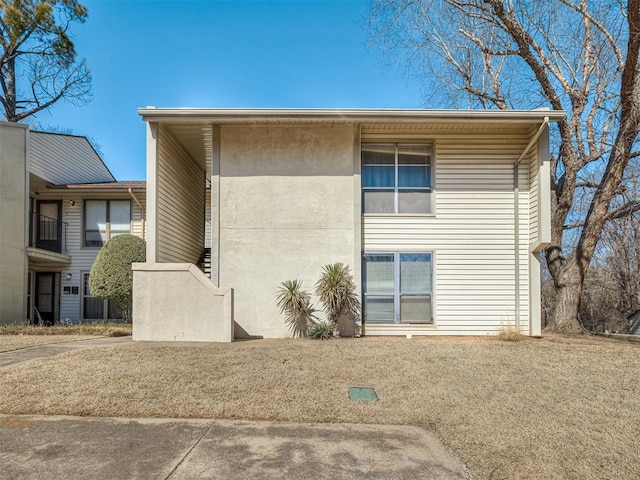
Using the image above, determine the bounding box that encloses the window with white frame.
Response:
[82,273,122,320]
[84,200,131,247]
[363,252,433,324]
[362,143,433,214]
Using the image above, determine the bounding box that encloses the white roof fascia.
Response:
[137,107,566,124]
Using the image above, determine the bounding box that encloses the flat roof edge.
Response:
[137,108,566,123]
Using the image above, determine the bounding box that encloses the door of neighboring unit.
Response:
[36,201,62,251]
[35,273,56,325]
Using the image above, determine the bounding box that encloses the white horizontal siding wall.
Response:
[205,188,212,249]
[29,132,114,184]
[528,127,540,247]
[362,129,531,335]
[156,126,205,264]
[32,191,145,324]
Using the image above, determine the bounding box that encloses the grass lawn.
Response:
[0,335,638,479]
[0,323,132,352]
[0,335,100,353]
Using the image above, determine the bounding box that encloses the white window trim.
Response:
[83,199,132,248]
[361,142,436,216]
[362,250,435,325]
[81,272,122,321]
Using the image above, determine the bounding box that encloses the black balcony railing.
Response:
[29,211,68,253]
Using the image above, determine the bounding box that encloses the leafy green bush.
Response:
[89,234,146,322]
[276,279,317,337]
[309,321,336,340]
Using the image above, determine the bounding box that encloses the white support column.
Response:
[538,125,551,246]
[145,122,158,263]
[352,123,362,295]
[529,252,543,336]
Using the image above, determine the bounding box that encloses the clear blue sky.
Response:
[33,0,424,180]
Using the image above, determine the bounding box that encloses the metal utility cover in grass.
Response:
[348,387,378,402]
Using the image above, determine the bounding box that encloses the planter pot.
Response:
[337,314,355,337]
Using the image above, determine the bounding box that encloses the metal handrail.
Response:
[29,211,68,253]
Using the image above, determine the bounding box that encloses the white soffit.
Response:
[144,108,565,173]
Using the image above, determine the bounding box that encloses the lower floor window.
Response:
[82,273,122,320]
[363,252,433,324]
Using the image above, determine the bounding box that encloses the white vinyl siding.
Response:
[362,128,531,335]
[31,191,145,324]
[156,126,206,264]
[205,187,212,249]
[528,126,540,246]
[29,132,115,184]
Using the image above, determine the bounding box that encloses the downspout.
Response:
[128,188,145,240]
[513,116,549,331]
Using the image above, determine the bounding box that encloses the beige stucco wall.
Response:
[219,125,357,338]
[132,263,233,342]
[0,123,28,324]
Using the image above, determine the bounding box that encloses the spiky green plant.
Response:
[309,321,336,340]
[276,280,318,338]
[315,263,361,325]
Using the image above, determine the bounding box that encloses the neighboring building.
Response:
[132,108,565,342]
[629,310,640,335]
[0,122,146,325]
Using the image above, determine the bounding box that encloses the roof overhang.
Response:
[138,108,565,177]
[138,107,565,125]
[46,182,146,192]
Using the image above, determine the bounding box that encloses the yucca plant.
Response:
[276,280,318,338]
[309,321,336,340]
[315,263,361,336]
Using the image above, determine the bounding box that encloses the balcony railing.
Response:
[29,211,68,253]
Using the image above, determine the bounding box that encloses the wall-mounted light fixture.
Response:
[69,200,76,206]
[65,272,72,280]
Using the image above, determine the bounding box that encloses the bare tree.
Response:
[0,0,91,122]
[369,0,640,332]
[598,166,640,315]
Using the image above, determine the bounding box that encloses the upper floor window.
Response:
[362,143,433,214]
[84,200,131,247]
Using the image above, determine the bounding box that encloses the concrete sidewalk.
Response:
[0,336,132,367]
[0,415,468,479]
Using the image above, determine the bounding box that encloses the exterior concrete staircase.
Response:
[197,248,212,279]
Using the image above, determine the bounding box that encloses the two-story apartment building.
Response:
[0,122,146,325]
[132,108,565,342]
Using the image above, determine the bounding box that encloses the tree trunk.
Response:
[548,280,584,334]
[545,247,585,334]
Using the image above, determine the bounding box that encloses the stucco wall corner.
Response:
[131,263,233,342]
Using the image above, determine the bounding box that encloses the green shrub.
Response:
[315,263,361,325]
[89,234,146,322]
[309,321,336,340]
[276,280,318,337]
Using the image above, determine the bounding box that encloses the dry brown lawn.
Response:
[0,323,131,352]
[0,335,97,353]
[1,335,638,479]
